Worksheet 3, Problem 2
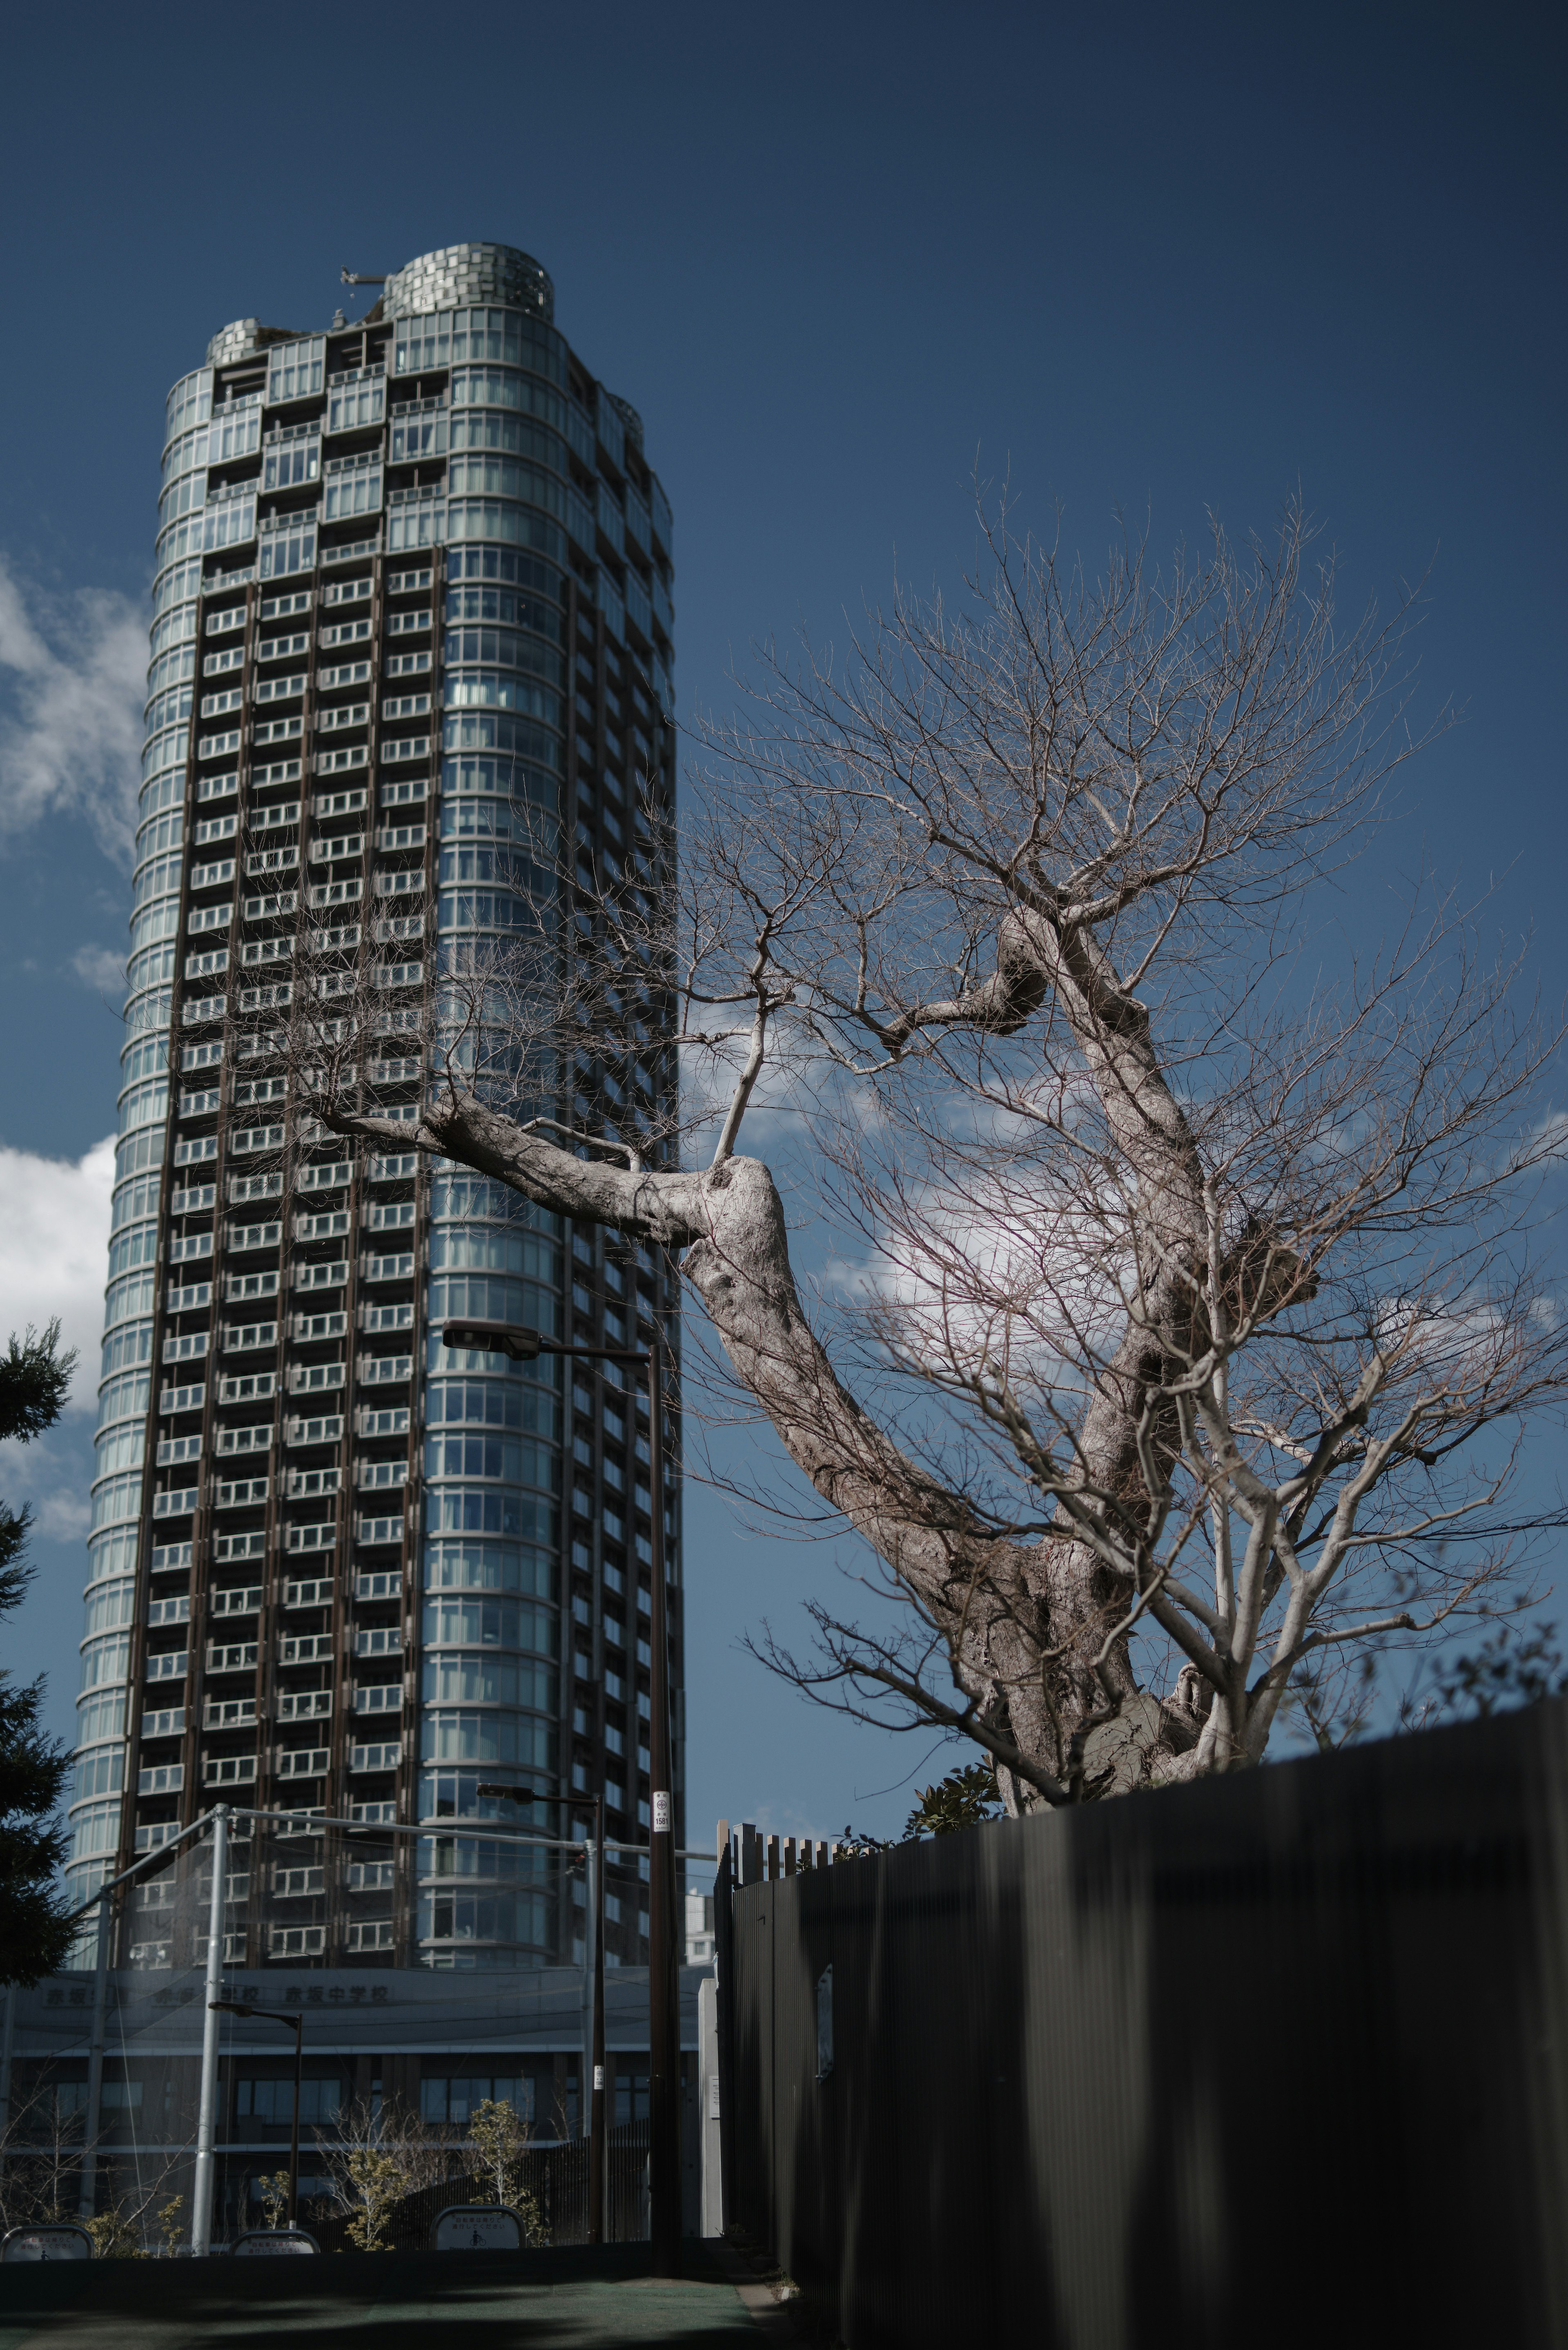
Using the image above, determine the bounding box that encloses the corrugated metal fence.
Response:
[717,1701,1568,2349]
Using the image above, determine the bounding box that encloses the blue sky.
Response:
[0,1,1563,1846]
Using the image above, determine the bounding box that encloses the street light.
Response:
[209,2001,304,2232]
[478,1780,607,2244]
[443,1318,679,2277]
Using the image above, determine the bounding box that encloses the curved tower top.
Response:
[381,241,553,323]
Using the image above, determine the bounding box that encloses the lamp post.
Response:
[479,1780,607,2243]
[209,2002,304,2230]
[444,1318,679,2276]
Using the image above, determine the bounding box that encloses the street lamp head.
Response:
[209,2001,254,2017]
[442,1320,543,1362]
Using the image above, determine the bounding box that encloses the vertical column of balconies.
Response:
[341,548,442,1962]
[558,494,684,1955]
[70,368,217,1934]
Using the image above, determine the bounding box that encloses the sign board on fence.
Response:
[231,2228,319,2256]
[1,2225,92,2262]
[433,2205,524,2251]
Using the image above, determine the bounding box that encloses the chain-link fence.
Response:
[2,1808,703,2254]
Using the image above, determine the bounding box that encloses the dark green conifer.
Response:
[1,1321,79,1986]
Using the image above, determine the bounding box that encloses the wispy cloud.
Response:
[22,1448,94,1541]
[0,1134,115,1409]
[0,556,146,861]
[0,1135,114,1574]
[71,943,128,998]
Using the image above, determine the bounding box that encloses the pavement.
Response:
[0,2243,785,2350]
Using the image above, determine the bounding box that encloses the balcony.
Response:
[214,1429,270,1463]
[276,1690,332,1722]
[214,1475,270,1509]
[213,1530,267,1564]
[203,1696,258,1730]
[205,1641,258,1673]
[355,1406,409,1438]
[293,1261,349,1293]
[284,1577,334,1608]
[294,1209,352,1243]
[358,1302,414,1333]
[210,1585,263,1616]
[244,844,299,878]
[354,1512,404,1547]
[224,1273,279,1307]
[360,1252,414,1284]
[307,875,364,910]
[222,1321,279,1354]
[286,1414,345,1447]
[280,1632,334,1665]
[284,1522,336,1555]
[285,1465,341,1499]
[356,1459,408,1492]
[226,1212,283,1249]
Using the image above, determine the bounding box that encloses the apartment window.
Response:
[327,370,386,433]
[263,436,321,493]
[323,454,383,520]
[208,405,262,466]
[266,337,325,406]
[389,404,448,463]
[258,521,317,580]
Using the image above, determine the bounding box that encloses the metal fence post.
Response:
[190,1804,229,2255]
[0,1981,14,2187]
[76,1883,115,2218]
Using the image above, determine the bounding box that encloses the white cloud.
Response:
[71,943,128,997]
[24,1444,93,1540]
[0,1134,115,1410]
[0,557,146,861]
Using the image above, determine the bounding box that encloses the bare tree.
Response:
[312,2094,463,2251]
[0,2082,86,2230]
[253,499,1568,1808]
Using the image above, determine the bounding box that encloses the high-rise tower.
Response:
[64,242,682,1971]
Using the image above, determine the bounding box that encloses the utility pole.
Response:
[589,1788,607,2243]
[645,1334,680,2276]
[191,1804,229,2255]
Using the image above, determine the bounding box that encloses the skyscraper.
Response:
[64,242,682,1972]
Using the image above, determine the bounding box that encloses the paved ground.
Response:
[0,2244,773,2350]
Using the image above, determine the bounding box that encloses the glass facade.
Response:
[65,243,681,1972]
